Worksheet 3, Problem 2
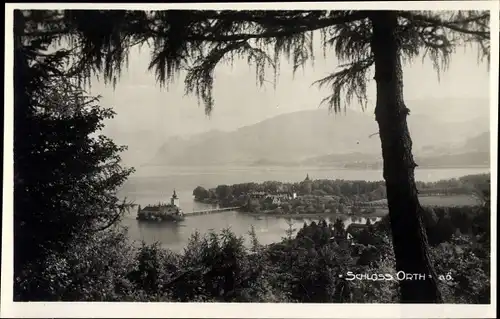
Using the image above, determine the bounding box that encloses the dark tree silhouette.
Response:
[13,10,135,300]
[15,9,490,303]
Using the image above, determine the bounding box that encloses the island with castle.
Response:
[136,190,185,222]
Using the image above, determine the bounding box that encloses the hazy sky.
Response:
[88,35,490,166]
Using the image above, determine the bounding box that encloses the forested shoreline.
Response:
[192,174,487,216]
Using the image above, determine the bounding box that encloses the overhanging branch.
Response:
[183,11,370,42]
[313,56,374,113]
[399,11,489,39]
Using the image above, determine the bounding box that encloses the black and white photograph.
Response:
[1,2,497,318]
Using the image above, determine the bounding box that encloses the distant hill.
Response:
[147,98,489,167]
[305,132,490,168]
[416,151,489,168]
[300,152,382,167]
[149,109,381,166]
[463,131,490,153]
[416,131,490,168]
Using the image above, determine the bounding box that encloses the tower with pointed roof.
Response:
[170,189,180,207]
[302,173,312,195]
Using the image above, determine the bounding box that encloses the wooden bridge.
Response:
[185,206,242,217]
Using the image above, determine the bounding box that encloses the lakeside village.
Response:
[195,174,401,217]
[136,173,485,223]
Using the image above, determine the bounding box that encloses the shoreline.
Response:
[239,210,388,219]
[130,166,490,180]
[142,164,490,170]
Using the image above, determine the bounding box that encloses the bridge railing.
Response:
[188,206,242,215]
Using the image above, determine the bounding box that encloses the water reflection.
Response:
[125,210,381,253]
[136,219,184,245]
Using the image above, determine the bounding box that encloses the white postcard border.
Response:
[2,2,498,318]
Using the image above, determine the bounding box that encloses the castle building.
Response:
[136,190,184,222]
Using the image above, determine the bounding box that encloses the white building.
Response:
[171,189,180,207]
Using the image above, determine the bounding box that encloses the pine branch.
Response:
[312,57,374,113]
[182,11,371,42]
[184,40,274,114]
[20,9,490,115]
[400,11,490,39]
[92,197,133,232]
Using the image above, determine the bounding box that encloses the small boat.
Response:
[136,190,185,223]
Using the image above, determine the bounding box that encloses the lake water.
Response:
[118,166,490,253]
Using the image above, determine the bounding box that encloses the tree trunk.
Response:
[369,11,443,303]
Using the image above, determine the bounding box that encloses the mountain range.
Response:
[147,98,490,168]
[304,132,490,169]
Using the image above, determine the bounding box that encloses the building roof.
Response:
[142,204,176,211]
[346,223,369,233]
[276,192,292,196]
[250,191,266,195]
[267,194,285,198]
[142,205,161,212]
